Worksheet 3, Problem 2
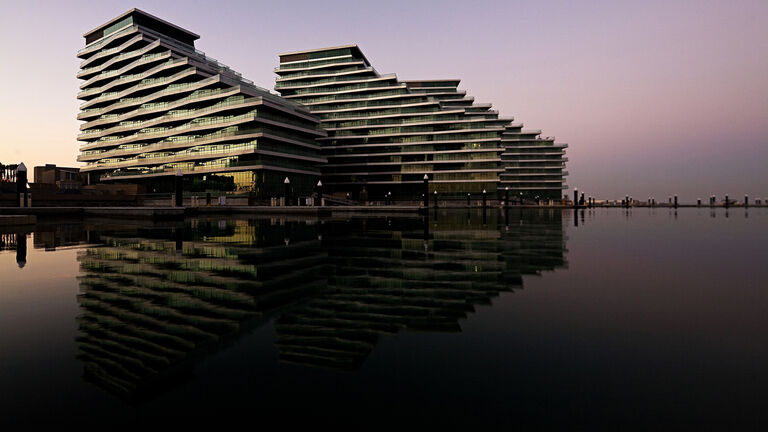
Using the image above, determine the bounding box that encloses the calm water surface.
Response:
[1,208,766,428]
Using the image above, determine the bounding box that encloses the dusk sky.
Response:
[0,0,765,200]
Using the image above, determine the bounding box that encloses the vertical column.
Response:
[16,163,28,208]
[174,168,183,207]
[284,177,291,207]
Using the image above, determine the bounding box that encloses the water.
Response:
[1,208,766,428]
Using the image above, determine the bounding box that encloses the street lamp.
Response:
[284,177,291,206]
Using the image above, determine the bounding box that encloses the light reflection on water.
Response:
[1,208,766,428]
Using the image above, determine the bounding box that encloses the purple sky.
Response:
[1,0,766,200]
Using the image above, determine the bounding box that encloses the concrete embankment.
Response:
[0,205,423,219]
[3,203,760,220]
[0,207,184,219]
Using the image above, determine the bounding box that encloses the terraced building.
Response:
[500,125,568,200]
[76,9,326,197]
[275,45,568,201]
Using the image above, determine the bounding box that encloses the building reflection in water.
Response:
[3,222,89,268]
[75,218,326,398]
[69,210,566,399]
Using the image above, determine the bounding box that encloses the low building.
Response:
[0,163,19,194]
[34,164,85,191]
[1,163,18,183]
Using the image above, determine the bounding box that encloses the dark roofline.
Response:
[403,79,461,84]
[279,44,371,67]
[83,8,200,40]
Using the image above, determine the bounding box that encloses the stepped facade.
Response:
[77,9,325,197]
[275,45,568,200]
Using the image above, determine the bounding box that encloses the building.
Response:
[0,163,20,195]
[275,45,568,200]
[76,10,567,201]
[500,125,569,201]
[34,164,85,191]
[1,163,18,183]
[76,9,326,198]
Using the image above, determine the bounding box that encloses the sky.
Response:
[0,0,766,200]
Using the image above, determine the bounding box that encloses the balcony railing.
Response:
[80,96,249,139]
[275,57,364,72]
[80,111,259,150]
[81,85,234,126]
[78,57,183,99]
[77,25,139,56]
[78,40,161,78]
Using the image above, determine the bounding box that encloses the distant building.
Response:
[34,164,85,191]
[1,163,18,183]
[1,163,20,194]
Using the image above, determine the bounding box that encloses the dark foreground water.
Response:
[1,208,767,428]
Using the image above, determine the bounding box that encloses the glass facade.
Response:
[77,10,326,198]
[79,13,566,201]
[275,46,568,200]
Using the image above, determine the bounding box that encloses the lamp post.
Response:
[284,177,291,206]
[433,190,438,208]
[504,186,509,208]
[316,180,323,206]
[423,174,429,209]
[466,192,470,208]
[482,189,487,209]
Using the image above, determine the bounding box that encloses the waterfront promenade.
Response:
[0,200,763,221]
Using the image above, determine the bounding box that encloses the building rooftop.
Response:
[83,8,200,45]
[279,44,371,66]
